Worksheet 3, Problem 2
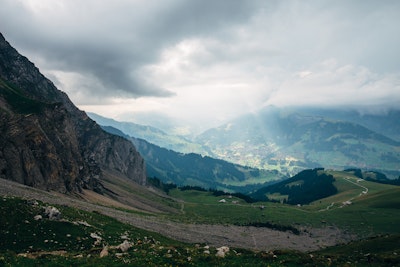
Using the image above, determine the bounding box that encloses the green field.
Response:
[0,197,275,267]
[1,170,399,266]
[167,171,400,237]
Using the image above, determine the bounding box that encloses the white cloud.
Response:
[1,0,400,133]
[266,61,400,109]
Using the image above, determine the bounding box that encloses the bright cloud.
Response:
[1,0,399,133]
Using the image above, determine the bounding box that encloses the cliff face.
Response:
[0,33,146,193]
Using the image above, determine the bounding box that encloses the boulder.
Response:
[117,240,132,252]
[44,206,61,220]
[216,246,230,258]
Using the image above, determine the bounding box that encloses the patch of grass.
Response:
[167,182,400,238]
[0,78,53,114]
[1,196,399,266]
[316,234,400,266]
[0,197,178,254]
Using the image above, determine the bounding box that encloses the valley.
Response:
[90,106,400,182]
[1,31,400,266]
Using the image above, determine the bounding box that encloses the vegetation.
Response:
[101,125,285,193]
[2,190,399,266]
[316,234,400,266]
[165,169,400,238]
[250,168,337,204]
[0,197,270,266]
[1,167,400,266]
[0,78,54,114]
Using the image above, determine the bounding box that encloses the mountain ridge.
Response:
[101,125,285,193]
[196,106,400,178]
[0,32,146,193]
[88,112,209,155]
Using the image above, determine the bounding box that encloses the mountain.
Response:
[298,107,400,142]
[0,33,146,193]
[101,126,285,193]
[196,106,400,178]
[88,112,209,155]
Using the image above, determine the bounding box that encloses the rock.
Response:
[90,233,102,240]
[115,253,127,258]
[216,246,230,258]
[0,33,146,193]
[99,246,109,258]
[117,240,132,252]
[75,221,92,227]
[33,215,42,221]
[215,250,225,258]
[44,206,61,220]
[90,232,102,246]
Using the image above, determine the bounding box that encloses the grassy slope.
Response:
[0,78,53,114]
[2,195,398,267]
[167,171,400,237]
[1,169,399,266]
[0,196,277,267]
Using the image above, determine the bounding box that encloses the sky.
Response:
[1,0,400,134]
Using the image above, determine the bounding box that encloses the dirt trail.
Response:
[0,179,355,252]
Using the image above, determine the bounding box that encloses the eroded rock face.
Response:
[0,33,146,192]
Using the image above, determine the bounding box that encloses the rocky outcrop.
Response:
[0,33,146,193]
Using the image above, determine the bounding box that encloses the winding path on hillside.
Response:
[318,177,369,212]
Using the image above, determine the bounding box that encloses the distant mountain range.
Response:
[196,106,400,178]
[88,113,209,155]
[101,126,284,193]
[90,105,400,180]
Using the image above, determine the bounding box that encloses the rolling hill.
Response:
[251,168,400,210]
[250,168,337,204]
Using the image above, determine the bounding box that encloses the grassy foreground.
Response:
[1,193,399,266]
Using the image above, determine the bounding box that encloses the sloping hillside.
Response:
[250,168,337,204]
[0,33,146,192]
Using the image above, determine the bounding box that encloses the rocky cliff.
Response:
[0,33,146,193]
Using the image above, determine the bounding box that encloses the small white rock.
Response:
[117,240,132,252]
[100,246,109,258]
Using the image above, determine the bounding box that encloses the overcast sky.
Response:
[1,0,400,134]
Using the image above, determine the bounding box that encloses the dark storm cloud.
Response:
[0,0,260,99]
[1,0,400,131]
